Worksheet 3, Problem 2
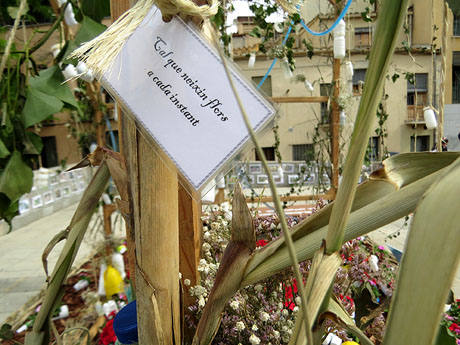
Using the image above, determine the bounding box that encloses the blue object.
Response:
[299,0,353,36]
[113,301,138,344]
[257,0,353,90]
[387,245,403,263]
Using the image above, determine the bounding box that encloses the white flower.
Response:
[178,272,182,279]
[198,259,208,272]
[184,279,191,286]
[282,309,289,316]
[260,312,270,322]
[249,334,260,345]
[293,306,299,312]
[198,296,205,308]
[254,284,263,292]
[252,324,258,331]
[236,321,245,331]
[230,300,240,310]
[278,302,283,310]
[202,242,211,252]
[203,232,211,240]
[295,296,301,305]
[191,285,206,297]
[273,330,280,339]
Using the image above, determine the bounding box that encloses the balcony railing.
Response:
[406,105,424,122]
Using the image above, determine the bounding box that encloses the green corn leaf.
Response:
[243,153,460,285]
[26,163,110,345]
[242,160,455,286]
[383,157,460,345]
[326,0,409,253]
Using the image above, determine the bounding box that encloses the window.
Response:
[255,147,275,161]
[292,144,314,161]
[237,16,254,25]
[320,83,331,123]
[407,73,428,106]
[454,15,460,37]
[410,135,430,152]
[352,69,367,94]
[453,52,460,104]
[454,67,460,104]
[355,27,372,47]
[368,137,379,161]
[40,136,58,168]
[252,76,272,97]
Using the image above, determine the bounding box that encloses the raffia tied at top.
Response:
[70,0,219,80]
[70,0,297,80]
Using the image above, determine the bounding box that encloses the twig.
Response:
[0,0,28,77]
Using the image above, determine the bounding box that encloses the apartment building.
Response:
[231,0,460,164]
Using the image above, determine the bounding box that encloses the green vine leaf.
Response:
[23,132,44,155]
[0,138,10,158]
[74,16,107,46]
[0,323,14,340]
[0,150,33,202]
[29,65,78,108]
[7,3,29,19]
[436,324,456,345]
[80,0,110,23]
[21,88,63,128]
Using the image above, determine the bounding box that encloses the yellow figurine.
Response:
[104,265,124,299]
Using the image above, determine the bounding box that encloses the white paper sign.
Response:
[103,7,275,191]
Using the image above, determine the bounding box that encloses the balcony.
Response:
[405,105,426,125]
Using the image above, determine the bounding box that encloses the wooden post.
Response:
[111,2,180,344]
[331,58,341,195]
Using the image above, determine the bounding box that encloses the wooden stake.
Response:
[331,58,341,195]
[111,2,180,343]
[110,0,136,287]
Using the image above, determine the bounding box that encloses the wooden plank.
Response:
[270,96,329,103]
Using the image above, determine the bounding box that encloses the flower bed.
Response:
[186,205,399,344]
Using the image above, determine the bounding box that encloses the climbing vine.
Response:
[0,0,109,227]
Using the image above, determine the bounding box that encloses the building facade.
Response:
[229,0,459,165]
